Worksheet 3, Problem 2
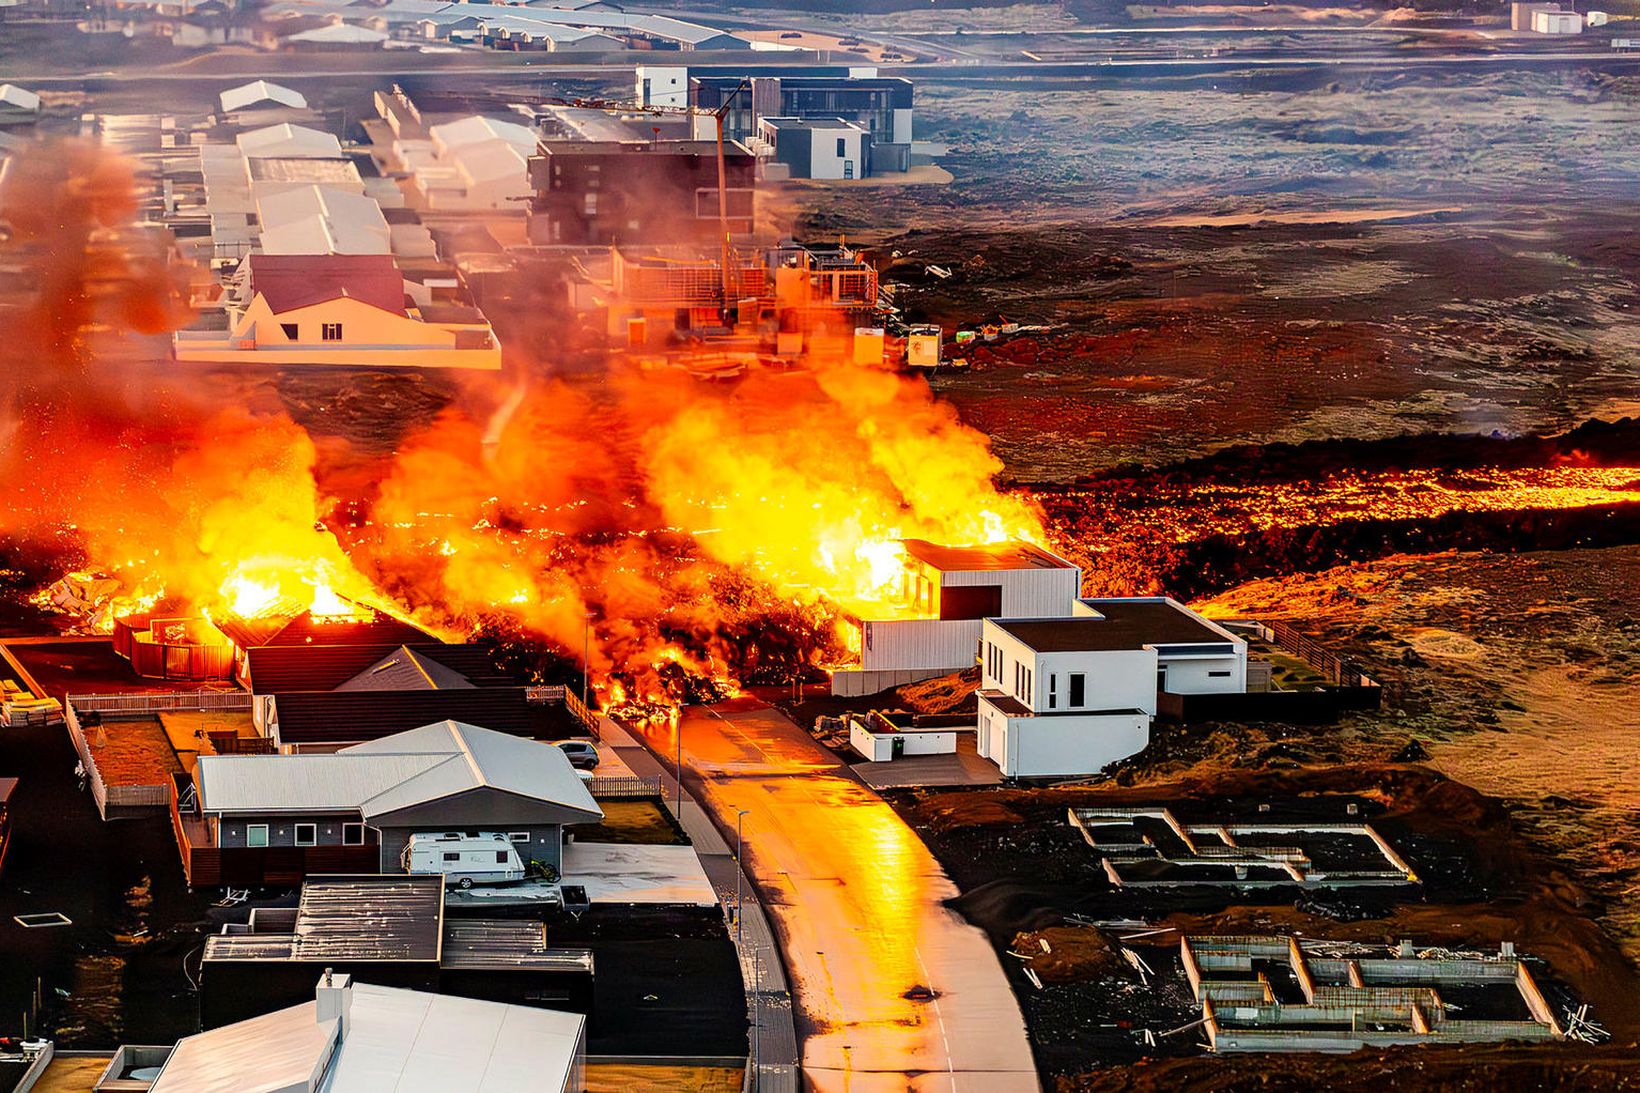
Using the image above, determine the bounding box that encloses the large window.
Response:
[294,823,317,847]
[246,824,269,848]
[1069,673,1086,707]
[342,823,365,846]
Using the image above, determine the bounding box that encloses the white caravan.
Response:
[401,832,526,889]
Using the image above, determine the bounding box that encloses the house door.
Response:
[843,160,854,180]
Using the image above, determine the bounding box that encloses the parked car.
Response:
[556,741,600,770]
[402,832,525,889]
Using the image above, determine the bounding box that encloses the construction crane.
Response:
[528,80,754,318]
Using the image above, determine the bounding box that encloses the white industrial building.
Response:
[398,114,538,211]
[256,184,392,255]
[237,122,344,160]
[832,539,1081,696]
[1533,8,1583,32]
[219,80,307,114]
[976,598,1248,778]
[144,974,586,1092]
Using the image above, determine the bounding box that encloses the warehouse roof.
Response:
[901,539,1075,573]
[237,122,343,160]
[992,599,1239,652]
[257,185,391,256]
[148,980,584,1093]
[428,114,537,153]
[220,80,306,113]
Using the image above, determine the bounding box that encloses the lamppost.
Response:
[674,710,684,817]
[735,809,750,950]
[581,612,593,707]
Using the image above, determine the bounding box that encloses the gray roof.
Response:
[197,720,602,822]
[334,646,478,692]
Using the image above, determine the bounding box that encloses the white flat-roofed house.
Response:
[146,974,586,1093]
[832,539,1081,697]
[172,253,502,369]
[976,598,1248,778]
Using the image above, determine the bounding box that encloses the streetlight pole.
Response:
[581,614,591,708]
[675,712,683,817]
[735,809,749,950]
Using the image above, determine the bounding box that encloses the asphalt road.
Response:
[633,698,1038,1092]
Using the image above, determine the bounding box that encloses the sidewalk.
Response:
[600,718,800,1093]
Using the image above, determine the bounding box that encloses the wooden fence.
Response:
[587,774,662,799]
[68,691,254,820]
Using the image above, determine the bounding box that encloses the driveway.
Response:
[634,698,1038,1092]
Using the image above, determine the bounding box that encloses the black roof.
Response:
[245,642,518,694]
[901,539,1073,573]
[993,600,1234,652]
[272,688,578,745]
[214,607,435,651]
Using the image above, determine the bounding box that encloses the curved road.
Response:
[634,698,1038,1092]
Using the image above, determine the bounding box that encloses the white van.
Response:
[401,832,526,889]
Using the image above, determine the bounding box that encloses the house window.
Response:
[583,192,599,215]
[321,322,343,341]
[1048,674,1057,710]
[1158,667,1169,691]
[509,832,530,843]
[1208,670,1232,678]
[246,824,269,848]
[836,137,846,157]
[1026,669,1033,702]
[342,823,365,846]
[280,322,298,340]
[495,851,510,864]
[1069,673,1086,707]
[294,823,317,847]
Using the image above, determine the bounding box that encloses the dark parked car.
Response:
[556,741,600,770]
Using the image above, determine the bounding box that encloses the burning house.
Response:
[831,539,1082,697]
[172,253,503,369]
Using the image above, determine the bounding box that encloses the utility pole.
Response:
[735,809,750,950]
[675,712,684,817]
[581,613,592,707]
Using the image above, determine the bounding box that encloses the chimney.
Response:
[316,968,353,1040]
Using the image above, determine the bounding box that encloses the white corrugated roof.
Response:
[450,139,529,186]
[197,752,449,813]
[256,184,391,255]
[428,114,537,154]
[220,80,307,113]
[286,22,390,43]
[237,123,343,159]
[0,85,39,112]
[149,982,584,1093]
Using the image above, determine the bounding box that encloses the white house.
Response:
[636,64,690,108]
[173,253,502,369]
[976,598,1248,778]
[759,116,870,181]
[832,539,1081,696]
[146,975,586,1093]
